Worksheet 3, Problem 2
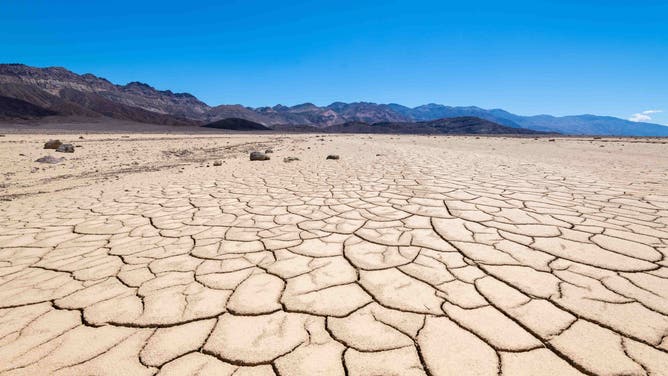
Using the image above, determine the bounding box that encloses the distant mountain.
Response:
[1,64,667,136]
[202,117,270,131]
[318,117,543,135]
[384,104,668,136]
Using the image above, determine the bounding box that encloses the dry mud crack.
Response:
[1,134,668,375]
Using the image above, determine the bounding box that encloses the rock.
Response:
[213,160,223,166]
[548,139,555,142]
[35,155,65,164]
[79,136,84,139]
[56,144,75,153]
[283,157,300,163]
[44,139,62,149]
[265,149,274,154]
[326,155,340,160]
[250,151,270,161]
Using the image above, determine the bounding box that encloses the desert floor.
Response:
[1,132,668,375]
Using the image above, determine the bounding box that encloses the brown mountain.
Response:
[6,63,664,136]
[0,64,203,125]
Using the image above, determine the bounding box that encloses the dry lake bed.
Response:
[1,132,667,375]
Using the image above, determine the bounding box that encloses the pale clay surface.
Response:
[1,132,668,375]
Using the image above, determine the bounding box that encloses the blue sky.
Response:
[1,0,666,124]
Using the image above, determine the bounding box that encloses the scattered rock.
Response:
[283,157,300,163]
[213,160,223,166]
[44,140,62,149]
[35,155,65,164]
[250,151,270,161]
[56,144,75,153]
[548,139,555,142]
[79,136,84,139]
[265,149,274,154]
[326,155,340,160]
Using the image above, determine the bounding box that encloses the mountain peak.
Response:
[1,64,667,136]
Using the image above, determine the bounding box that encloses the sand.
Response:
[1,132,667,375]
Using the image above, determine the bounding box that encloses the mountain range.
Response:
[1,64,667,136]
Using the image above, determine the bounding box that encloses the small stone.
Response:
[265,149,274,154]
[283,157,300,163]
[44,140,62,149]
[326,155,340,160]
[79,136,84,139]
[548,139,555,142]
[250,151,270,161]
[35,155,65,164]
[213,160,223,166]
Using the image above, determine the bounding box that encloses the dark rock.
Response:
[56,144,75,153]
[44,139,62,149]
[213,160,223,166]
[250,151,270,161]
[35,155,65,164]
[265,149,274,154]
[326,155,340,160]
[283,157,300,163]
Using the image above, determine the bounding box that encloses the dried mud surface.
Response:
[1,133,667,375]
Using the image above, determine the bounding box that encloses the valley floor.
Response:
[1,132,667,375]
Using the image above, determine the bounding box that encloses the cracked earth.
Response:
[1,133,668,375]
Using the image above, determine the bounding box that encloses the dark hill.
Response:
[0,95,58,119]
[322,117,545,135]
[202,118,271,131]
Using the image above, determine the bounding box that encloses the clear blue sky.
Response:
[1,0,666,124]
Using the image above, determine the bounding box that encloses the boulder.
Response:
[250,151,270,161]
[56,144,75,153]
[35,155,65,164]
[44,139,62,149]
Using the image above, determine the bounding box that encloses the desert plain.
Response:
[1,130,668,375]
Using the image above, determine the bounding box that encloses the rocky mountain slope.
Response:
[1,64,667,135]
